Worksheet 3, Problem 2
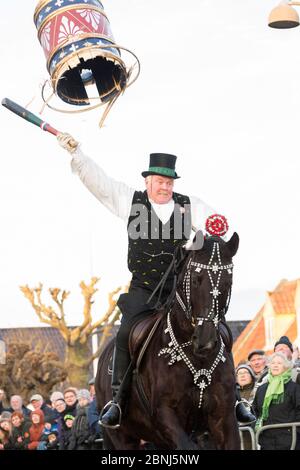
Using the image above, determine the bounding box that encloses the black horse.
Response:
[95,232,240,450]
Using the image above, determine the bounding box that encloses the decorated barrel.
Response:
[34,0,127,106]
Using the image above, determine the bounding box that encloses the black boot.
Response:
[99,345,132,429]
[235,386,256,424]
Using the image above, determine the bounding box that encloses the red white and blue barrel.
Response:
[34,0,127,105]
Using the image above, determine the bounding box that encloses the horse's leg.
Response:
[207,412,240,450]
[104,429,141,450]
[102,430,116,450]
[155,406,199,450]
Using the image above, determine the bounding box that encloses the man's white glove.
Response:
[57,132,79,154]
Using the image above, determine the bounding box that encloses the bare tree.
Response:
[0,342,67,402]
[20,278,122,387]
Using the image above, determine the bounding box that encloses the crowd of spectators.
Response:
[0,378,103,451]
[236,336,300,450]
[1,335,300,451]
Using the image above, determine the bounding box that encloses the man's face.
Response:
[54,400,66,413]
[10,397,22,410]
[64,392,77,407]
[274,344,292,360]
[249,354,266,374]
[145,175,174,204]
[31,399,42,410]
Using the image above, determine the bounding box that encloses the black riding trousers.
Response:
[116,283,166,352]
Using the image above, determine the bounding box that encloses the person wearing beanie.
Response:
[235,364,257,449]
[274,336,293,360]
[274,336,300,385]
[11,411,31,450]
[236,364,256,401]
[77,389,91,405]
[50,391,64,407]
[55,414,73,451]
[68,390,91,450]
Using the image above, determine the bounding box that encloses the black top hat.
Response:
[141,153,180,179]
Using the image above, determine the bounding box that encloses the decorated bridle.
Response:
[176,214,233,327]
[158,214,233,408]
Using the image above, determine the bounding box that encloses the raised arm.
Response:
[57,133,135,222]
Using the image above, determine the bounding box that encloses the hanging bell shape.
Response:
[34,0,139,121]
[268,4,300,29]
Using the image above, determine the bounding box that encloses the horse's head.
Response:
[177,231,239,357]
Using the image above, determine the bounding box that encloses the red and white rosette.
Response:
[205,214,229,237]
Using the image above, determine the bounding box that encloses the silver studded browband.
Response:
[176,242,233,326]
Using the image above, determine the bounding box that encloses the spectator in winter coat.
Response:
[27,409,45,450]
[87,396,103,449]
[29,394,58,423]
[253,352,300,450]
[274,336,300,385]
[60,414,75,450]
[50,391,64,409]
[236,364,256,450]
[236,364,256,404]
[68,389,91,450]
[248,350,269,399]
[9,395,30,418]
[53,399,71,451]
[11,411,31,450]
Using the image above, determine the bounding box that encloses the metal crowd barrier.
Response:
[239,422,300,450]
[256,422,300,450]
[239,426,256,450]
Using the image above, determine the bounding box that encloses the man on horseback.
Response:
[57,133,254,429]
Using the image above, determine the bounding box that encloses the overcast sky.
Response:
[0,0,299,327]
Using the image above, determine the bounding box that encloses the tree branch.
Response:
[20,284,70,343]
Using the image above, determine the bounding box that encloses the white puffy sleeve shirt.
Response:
[71,148,218,236]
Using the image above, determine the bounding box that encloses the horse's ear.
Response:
[226,232,239,257]
[185,230,204,251]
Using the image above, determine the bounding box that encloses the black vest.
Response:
[127,190,191,292]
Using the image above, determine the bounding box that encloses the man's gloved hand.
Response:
[57,132,79,154]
